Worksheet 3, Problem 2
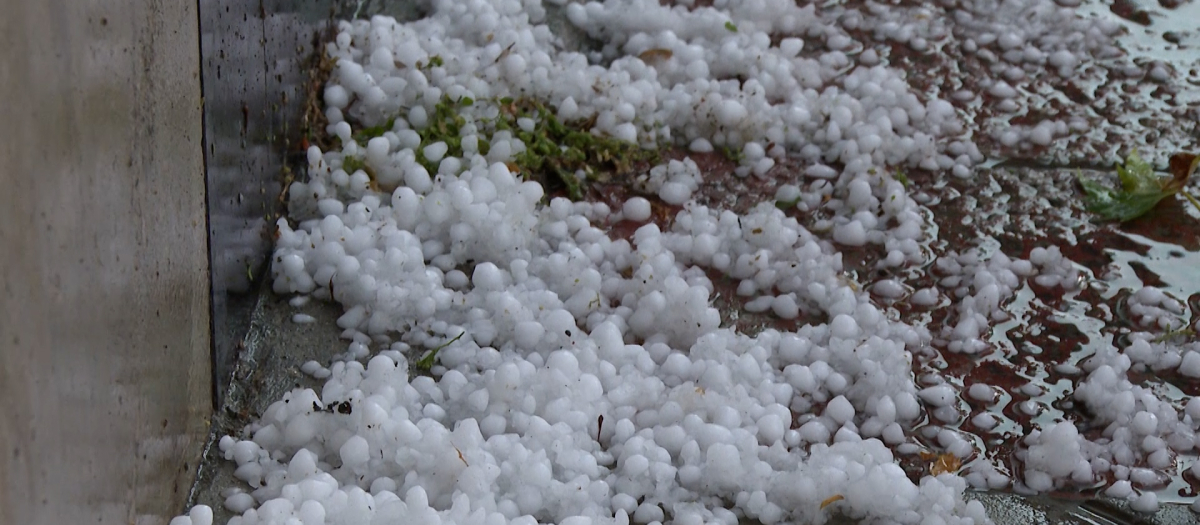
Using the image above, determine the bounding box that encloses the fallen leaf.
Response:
[820,494,845,510]
[929,452,961,476]
[1078,151,1181,222]
[1167,152,1199,192]
[638,48,673,63]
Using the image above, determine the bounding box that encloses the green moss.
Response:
[341,155,368,175]
[721,145,745,164]
[352,116,397,143]
[340,94,657,200]
[504,99,654,200]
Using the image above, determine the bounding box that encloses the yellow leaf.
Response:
[930,452,961,476]
[820,494,845,510]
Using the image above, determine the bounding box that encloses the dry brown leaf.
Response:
[820,494,845,510]
[1166,152,1199,192]
[638,48,674,63]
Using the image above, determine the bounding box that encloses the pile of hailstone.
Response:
[173,1,1200,525]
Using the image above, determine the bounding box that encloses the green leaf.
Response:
[725,21,738,32]
[1116,151,1158,194]
[1078,151,1179,222]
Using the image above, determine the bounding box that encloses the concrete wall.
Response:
[0,0,211,524]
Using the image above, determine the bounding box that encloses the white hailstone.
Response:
[340,435,370,467]
[871,279,906,299]
[805,164,838,179]
[689,138,714,152]
[911,288,939,306]
[1131,492,1159,513]
[324,85,350,109]
[502,53,527,79]
[622,197,652,222]
[752,157,775,176]
[1178,353,1200,378]
[408,105,428,128]
[971,413,997,431]
[1148,65,1170,83]
[833,220,867,246]
[1106,480,1133,499]
[757,413,786,444]
[967,383,996,403]
[396,129,421,149]
[1029,123,1054,146]
[826,395,855,425]
[715,99,748,126]
[772,295,800,319]
[743,141,765,161]
[918,385,956,407]
[895,392,921,421]
[882,423,905,444]
[799,420,831,443]
[223,492,255,514]
[660,182,692,205]
[299,360,324,376]
[775,184,801,205]
[875,395,897,424]
[188,506,214,525]
[366,136,390,166]
[472,262,506,290]
[613,122,638,143]
[405,164,433,193]
[988,81,1017,99]
[779,37,804,57]
[1024,470,1053,492]
[423,141,448,162]
[1132,411,1158,435]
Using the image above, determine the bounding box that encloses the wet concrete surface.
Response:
[188,291,365,524]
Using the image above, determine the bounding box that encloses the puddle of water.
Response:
[904,165,1200,504]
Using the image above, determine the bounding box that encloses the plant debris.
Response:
[342,95,657,200]
[1077,151,1200,222]
[415,331,466,370]
[922,451,963,477]
[819,494,845,510]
